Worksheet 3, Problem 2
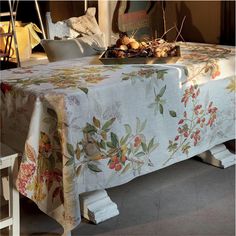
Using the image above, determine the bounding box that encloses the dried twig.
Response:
[160,26,176,39]
[175,16,186,42]
[130,28,139,38]
[174,24,185,42]
[162,0,167,37]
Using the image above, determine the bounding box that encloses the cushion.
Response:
[41,33,106,62]
[45,12,80,39]
[66,8,101,36]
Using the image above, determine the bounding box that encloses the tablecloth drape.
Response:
[1,42,235,231]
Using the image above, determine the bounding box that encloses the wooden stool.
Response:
[0,143,20,236]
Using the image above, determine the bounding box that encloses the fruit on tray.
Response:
[106,32,178,59]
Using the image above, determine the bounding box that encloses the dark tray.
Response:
[99,46,181,65]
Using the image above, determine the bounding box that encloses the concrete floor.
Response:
[1,157,235,236]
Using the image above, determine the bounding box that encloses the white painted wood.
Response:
[210,145,226,155]
[0,142,20,236]
[11,156,19,236]
[2,176,10,201]
[198,144,236,168]
[98,0,111,46]
[80,189,107,215]
[84,0,88,13]
[0,217,13,228]
[62,230,71,236]
[80,189,119,224]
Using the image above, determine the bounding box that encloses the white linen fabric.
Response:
[1,42,235,233]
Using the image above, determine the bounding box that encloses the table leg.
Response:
[80,189,119,224]
[198,144,235,168]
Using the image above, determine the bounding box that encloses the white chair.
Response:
[0,143,20,236]
[42,8,106,63]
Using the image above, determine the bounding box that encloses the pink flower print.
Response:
[183,131,189,138]
[16,162,36,195]
[1,82,12,94]
[42,169,62,183]
[178,127,183,134]
[181,89,190,107]
[196,89,200,96]
[212,72,219,79]
[189,85,194,93]
[175,135,179,141]
[194,105,202,115]
[16,177,28,195]
[211,65,221,79]
[207,112,217,127]
[21,162,36,177]
[208,101,213,108]
[134,135,142,148]
[206,104,217,127]
[181,85,200,107]
[208,107,217,114]
[54,171,62,182]
[190,129,201,146]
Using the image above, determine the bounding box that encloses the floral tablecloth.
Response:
[1,42,235,232]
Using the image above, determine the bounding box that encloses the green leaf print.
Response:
[111,132,119,148]
[107,141,115,149]
[124,124,132,135]
[141,142,147,152]
[158,85,166,97]
[135,151,146,157]
[93,116,101,128]
[78,87,88,94]
[148,138,154,152]
[121,163,131,174]
[83,123,97,133]
[65,157,74,166]
[88,163,102,172]
[102,118,116,131]
[67,143,74,157]
[156,69,168,80]
[159,104,164,114]
[169,110,177,117]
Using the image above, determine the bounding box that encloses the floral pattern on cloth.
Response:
[17,132,63,204]
[177,42,233,85]
[166,84,218,165]
[1,42,235,232]
[0,65,122,94]
[66,116,159,175]
[225,76,236,93]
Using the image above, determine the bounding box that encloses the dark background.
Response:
[0,0,235,46]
